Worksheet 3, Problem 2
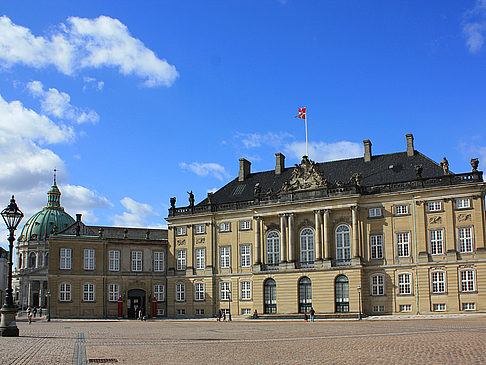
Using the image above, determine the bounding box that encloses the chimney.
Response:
[239,158,251,181]
[363,139,372,162]
[406,133,414,156]
[275,153,285,175]
[76,214,82,222]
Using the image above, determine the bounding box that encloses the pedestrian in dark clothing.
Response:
[310,307,315,322]
[217,309,222,321]
[223,311,226,321]
[304,313,308,322]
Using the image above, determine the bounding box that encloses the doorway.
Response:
[335,275,349,312]
[127,289,146,319]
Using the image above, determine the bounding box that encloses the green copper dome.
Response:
[19,174,75,242]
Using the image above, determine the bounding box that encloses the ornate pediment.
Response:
[281,156,328,192]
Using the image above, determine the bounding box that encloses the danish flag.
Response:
[296,107,306,119]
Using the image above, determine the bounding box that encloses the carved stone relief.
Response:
[196,237,205,244]
[429,216,442,224]
[280,156,328,192]
[176,239,186,246]
[458,213,472,222]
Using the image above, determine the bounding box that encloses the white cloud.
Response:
[207,187,218,194]
[113,197,157,227]
[61,184,112,223]
[0,15,178,87]
[179,162,230,181]
[27,80,99,124]
[237,131,293,149]
[463,0,486,53]
[83,76,104,91]
[284,141,363,162]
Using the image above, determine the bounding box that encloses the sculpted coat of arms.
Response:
[281,156,328,192]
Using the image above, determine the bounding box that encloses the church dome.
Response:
[19,173,75,242]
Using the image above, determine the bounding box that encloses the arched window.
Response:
[264,278,277,314]
[298,277,312,313]
[300,228,315,265]
[44,253,49,267]
[266,231,280,266]
[335,275,349,312]
[29,252,36,268]
[18,254,22,269]
[336,225,351,261]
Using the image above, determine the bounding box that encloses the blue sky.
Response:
[1,1,486,247]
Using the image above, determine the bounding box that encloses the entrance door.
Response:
[335,275,349,312]
[127,289,146,319]
[264,279,277,314]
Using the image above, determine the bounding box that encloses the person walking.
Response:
[310,307,315,322]
[223,311,226,322]
[39,307,43,317]
[33,306,37,318]
[27,306,32,324]
[217,309,222,322]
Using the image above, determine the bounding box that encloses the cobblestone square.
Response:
[2,315,486,364]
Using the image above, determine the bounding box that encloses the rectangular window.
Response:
[60,248,72,270]
[219,222,231,232]
[239,220,251,231]
[195,309,205,315]
[176,309,185,315]
[84,248,95,270]
[398,273,411,294]
[370,235,383,259]
[195,248,206,270]
[240,244,251,267]
[176,283,185,301]
[397,232,410,257]
[433,303,446,312]
[154,284,165,301]
[462,302,476,311]
[83,283,95,302]
[460,270,475,292]
[156,309,165,316]
[195,282,205,301]
[427,201,442,212]
[368,207,382,218]
[372,305,385,312]
[395,205,409,215]
[456,198,471,209]
[176,226,187,236]
[430,230,444,255]
[220,246,231,268]
[241,281,252,300]
[431,271,446,293]
[220,281,231,301]
[108,283,120,302]
[59,282,71,301]
[371,275,384,296]
[241,308,251,315]
[459,227,473,253]
[195,224,205,234]
[153,251,164,272]
[177,249,187,271]
[131,251,143,272]
[399,304,412,312]
[109,250,120,271]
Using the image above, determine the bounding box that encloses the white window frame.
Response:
[395,205,409,215]
[397,232,410,257]
[462,302,476,311]
[368,207,382,218]
[240,281,252,300]
[427,201,442,212]
[219,222,231,232]
[176,249,187,271]
[154,284,165,302]
[399,304,412,312]
[371,274,385,296]
[176,226,187,236]
[458,227,473,253]
[83,283,95,302]
[195,282,205,301]
[220,246,231,269]
[370,234,383,259]
[108,283,120,302]
[60,248,72,270]
[176,282,185,301]
[240,244,251,268]
[456,198,471,209]
[433,303,446,312]
[372,305,385,312]
[109,250,120,272]
[300,228,315,263]
[239,220,251,231]
[241,308,251,315]
[431,271,446,293]
[266,231,280,265]
[460,269,475,292]
[335,225,351,260]
[176,309,185,315]
[398,273,412,295]
[84,248,95,271]
[195,309,205,315]
[131,251,143,272]
[153,251,165,272]
[220,281,231,301]
[195,248,206,270]
[194,224,205,234]
[59,282,71,301]
[430,229,444,255]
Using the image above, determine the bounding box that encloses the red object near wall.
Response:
[117,297,123,318]
[152,297,157,318]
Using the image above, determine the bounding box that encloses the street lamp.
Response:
[228,289,232,322]
[46,290,51,322]
[0,196,23,337]
[357,285,362,321]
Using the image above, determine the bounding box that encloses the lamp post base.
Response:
[0,306,19,337]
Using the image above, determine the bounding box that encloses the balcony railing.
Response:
[333,259,351,267]
[298,261,315,269]
[262,264,279,271]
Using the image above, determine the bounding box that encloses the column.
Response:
[279,214,288,262]
[351,206,359,258]
[28,281,32,307]
[39,284,43,307]
[253,216,261,265]
[314,210,322,261]
[323,209,330,259]
[288,213,295,262]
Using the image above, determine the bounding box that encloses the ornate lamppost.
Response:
[46,290,51,322]
[357,285,362,321]
[0,196,23,336]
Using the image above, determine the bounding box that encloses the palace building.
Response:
[165,134,486,317]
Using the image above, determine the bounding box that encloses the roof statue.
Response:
[281,156,328,192]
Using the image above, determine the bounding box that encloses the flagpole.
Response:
[305,107,308,157]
